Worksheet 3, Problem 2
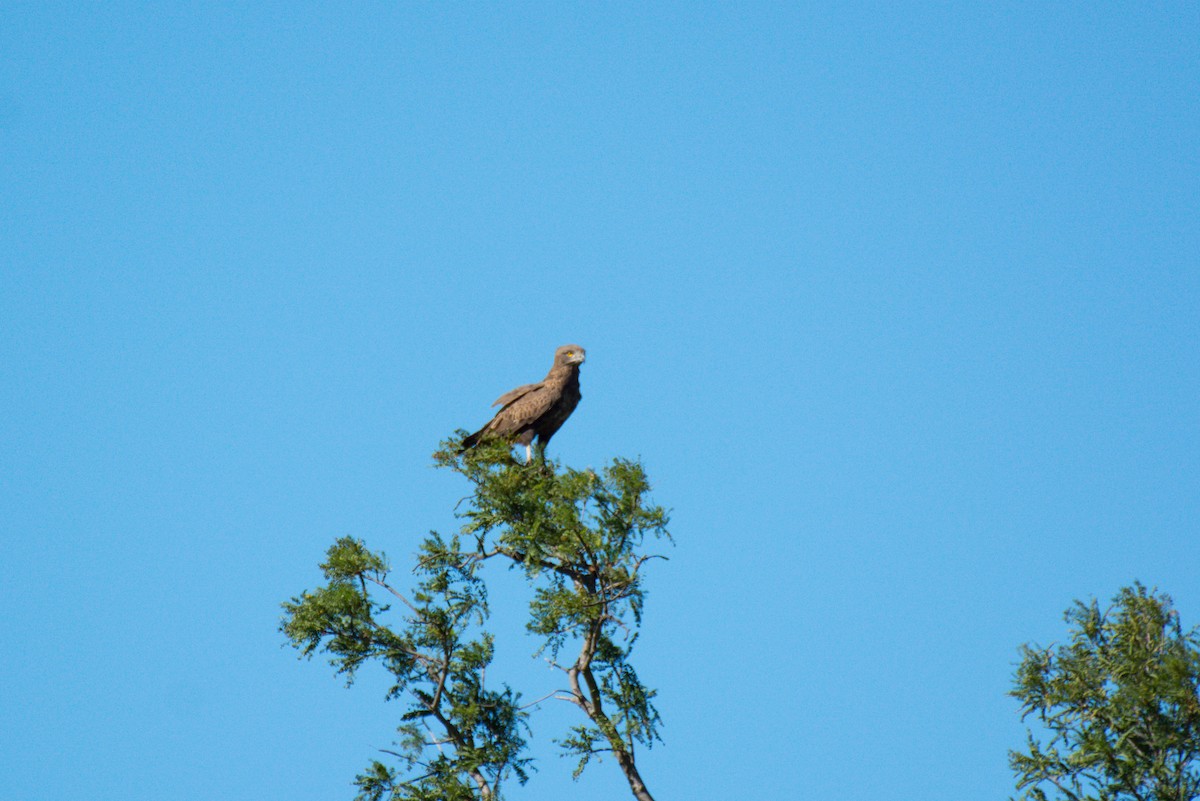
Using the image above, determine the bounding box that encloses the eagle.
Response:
[460,344,586,462]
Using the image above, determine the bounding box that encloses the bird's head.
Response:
[556,344,586,367]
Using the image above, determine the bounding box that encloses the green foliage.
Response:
[437,435,669,786]
[282,435,669,800]
[1010,583,1200,801]
[281,535,530,800]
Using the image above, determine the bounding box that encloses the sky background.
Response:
[2,3,1198,800]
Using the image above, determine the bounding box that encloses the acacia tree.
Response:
[281,534,530,800]
[1010,583,1200,801]
[282,437,670,801]
[439,438,670,801]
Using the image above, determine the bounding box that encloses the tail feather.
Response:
[459,429,485,452]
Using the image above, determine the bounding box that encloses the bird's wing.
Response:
[466,383,552,441]
[490,386,557,433]
[492,382,543,409]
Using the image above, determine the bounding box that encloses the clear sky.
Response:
[2,4,1197,800]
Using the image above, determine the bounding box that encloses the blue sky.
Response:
[2,3,1197,800]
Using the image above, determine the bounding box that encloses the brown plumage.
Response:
[460,344,586,461]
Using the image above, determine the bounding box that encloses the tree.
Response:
[281,534,531,800]
[281,437,670,801]
[441,439,669,801]
[1010,583,1200,801]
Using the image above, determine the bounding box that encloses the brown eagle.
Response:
[460,344,586,461]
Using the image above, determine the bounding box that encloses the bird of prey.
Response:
[460,344,586,462]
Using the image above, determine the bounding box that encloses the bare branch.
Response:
[364,575,421,616]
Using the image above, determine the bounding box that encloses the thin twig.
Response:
[365,576,421,616]
[520,689,568,710]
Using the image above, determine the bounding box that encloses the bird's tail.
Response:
[459,429,485,453]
